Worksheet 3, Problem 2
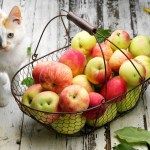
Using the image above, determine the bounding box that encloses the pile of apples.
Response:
[21,29,150,135]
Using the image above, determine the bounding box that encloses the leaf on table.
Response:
[113,143,136,150]
[95,29,111,43]
[115,127,150,146]
[21,77,34,87]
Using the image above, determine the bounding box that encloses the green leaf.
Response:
[115,127,150,146]
[27,47,31,56]
[95,29,111,43]
[113,143,136,150]
[21,77,34,87]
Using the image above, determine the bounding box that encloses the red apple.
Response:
[32,61,51,83]
[92,43,113,61]
[109,49,133,73]
[59,85,90,112]
[58,49,87,76]
[39,61,73,94]
[85,57,112,84]
[100,76,127,103]
[84,92,107,120]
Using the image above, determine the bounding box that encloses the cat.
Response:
[0,6,30,107]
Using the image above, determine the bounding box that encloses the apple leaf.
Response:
[27,47,31,56]
[21,77,34,87]
[115,127,150,146]
[144,7,150,14]
[113,143,136,150]
[95,29,111,43]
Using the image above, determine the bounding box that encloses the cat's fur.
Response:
[0,6,30,106]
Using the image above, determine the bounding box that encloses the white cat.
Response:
[0,6,30,107]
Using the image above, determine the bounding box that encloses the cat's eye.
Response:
[7,33,14,38]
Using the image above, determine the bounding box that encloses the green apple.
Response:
[87,103,117,127]
[119,59,146,86]
[22,84,43,107]
[51,114,86,134]
[135,55,150,79]
[129,35,150,57]
[30,91,60,124]
[21,84,43,115]
[72,74,94,93]
[109,30,131,51]
[117,85,142,112]
[71,31,96,55]
[85,57,112,84]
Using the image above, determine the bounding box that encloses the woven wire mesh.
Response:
[11,13,150,136]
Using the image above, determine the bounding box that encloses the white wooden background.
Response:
[0,0,150,150]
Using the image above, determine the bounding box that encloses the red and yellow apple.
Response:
[84,92,107,120]
[71,31,96,55]
[31,91,60,124]
[109,49,133,73]
[58,49,87,76]
[39,61,73,94]
[91,43,113,61]
[100,76,127,103]
[119,59,146,86]
[59,85,90,112]
[32,61,51,83]
[109,29,131,51]
[85,57,112,84]
[72,74,94,93]
[134,55,150,79]
[129,35,150,57]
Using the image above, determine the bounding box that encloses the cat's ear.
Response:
[7,6,22,25]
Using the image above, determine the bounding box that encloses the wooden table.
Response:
[1,0,150,150]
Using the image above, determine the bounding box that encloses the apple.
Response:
[30,91,60,124]
[119,59,146,86]
[58,49,87,76]
[109,49,133,73]
[51,114,86,134]
[39,61,73,94]
[129,35,150,57]
[91,43,113,61]
[87,103,117,127]
[72,74,94,93]
[100,76,127,103]
[32,61,51,83]
[59,85,90,112]
[85,57,112,84]
[84,92,107,120]
[117,85,142,112]
[71,31,96,55]
[134,55,150,79]
[109,29,131,51]
[22,84,43,107]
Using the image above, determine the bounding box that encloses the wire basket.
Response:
[11,10,150,136]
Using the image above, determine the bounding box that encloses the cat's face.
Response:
[0,6,25,53]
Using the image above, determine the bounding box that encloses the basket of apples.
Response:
[11,11,150,135]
